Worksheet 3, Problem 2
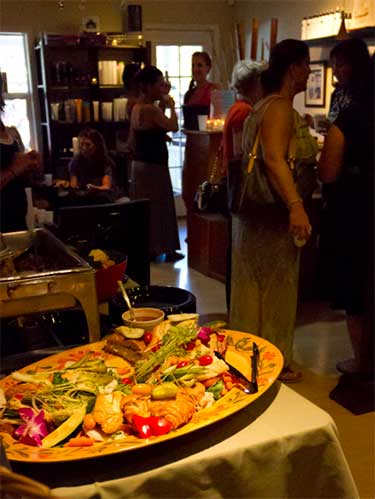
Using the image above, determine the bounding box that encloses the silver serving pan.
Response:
[0,228,100,342]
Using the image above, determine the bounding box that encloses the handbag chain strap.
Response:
[208,145,223,184]
[246,127,296,177]
[246,95,297,177]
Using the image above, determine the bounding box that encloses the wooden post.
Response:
[236,21,246,60]
[251,18,259,61]
[270,18,278,51]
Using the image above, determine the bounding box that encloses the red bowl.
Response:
[95,259,127,303]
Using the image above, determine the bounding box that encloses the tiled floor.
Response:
[151,219,375,499]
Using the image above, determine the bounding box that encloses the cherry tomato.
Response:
[143,331,153,345]
[184,341,195,351]
[121,378,132,385]
[217,334,226,342]
[177,360,189,368]
[132,415,172,438]
[199,355,213,366]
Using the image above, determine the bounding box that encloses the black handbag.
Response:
[194,146,228,216]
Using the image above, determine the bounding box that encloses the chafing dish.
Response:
[0,228,100,343]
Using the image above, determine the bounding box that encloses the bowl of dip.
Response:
[122,307,165,329]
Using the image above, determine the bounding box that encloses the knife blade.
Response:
[215,350,258,395]
[251,342,259,393]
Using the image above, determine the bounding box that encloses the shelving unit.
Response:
[35,34,151,173]
[303,26,374,47]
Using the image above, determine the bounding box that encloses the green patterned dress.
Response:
[229,97,317,366]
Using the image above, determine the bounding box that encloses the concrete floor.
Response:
[151,220,375,499]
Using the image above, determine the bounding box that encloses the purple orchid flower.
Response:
[15,407,49,447]
[197,327,213,345]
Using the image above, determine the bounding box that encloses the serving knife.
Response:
[251,342,259,393]
[215,346,259,394]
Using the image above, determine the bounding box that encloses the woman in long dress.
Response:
[318,39,372,375]
[230,40,318,382]
[130,66,182,262]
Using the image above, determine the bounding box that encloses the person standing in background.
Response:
[122,62,141,119]
[223,60,265,310]
[0,73,42,232]
[223,60,266,176]
[317,39,373,376]
[230,40,318,383]
[68,128,116,204]
[130,66,183,262]
[184,52,221,107]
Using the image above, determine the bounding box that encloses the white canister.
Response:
[92,101,100,122]
[101,102,113,122]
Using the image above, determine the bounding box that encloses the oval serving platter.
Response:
[0,330,283,462]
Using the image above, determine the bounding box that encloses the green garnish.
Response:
[135,325,198,382]
[207,380,224,400]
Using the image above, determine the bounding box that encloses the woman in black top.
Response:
[318,39,373,374]
[0,73,41,232]
[68,128,116,204]
[130,66,182,261]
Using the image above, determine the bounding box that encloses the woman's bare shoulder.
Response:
[132,103,160,127]
[262,97,293,125]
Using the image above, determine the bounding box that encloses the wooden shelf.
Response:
[35,33,151,171]
[99,85,124,89]
[304,26,375,46]
[48,85,92,91]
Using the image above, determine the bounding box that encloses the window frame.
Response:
[0,32,38,150]
[143,26,216,199]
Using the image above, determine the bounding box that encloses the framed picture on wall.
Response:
[82,16,100,32]
[305,62,326,107]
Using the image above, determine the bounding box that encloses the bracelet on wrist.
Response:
[287,198,303,210]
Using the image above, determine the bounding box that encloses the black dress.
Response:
[0,135,27,232]
[130,128,180,256]
[322,101,371,314]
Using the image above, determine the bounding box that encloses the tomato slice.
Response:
[199,355,213,366]
[143,332,153,345]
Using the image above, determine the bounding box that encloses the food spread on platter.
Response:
[0,250,61,277]
[87,249,116,269]
[0,316,260,449]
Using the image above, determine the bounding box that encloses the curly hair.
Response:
[78,128,112,166]
[231,60,267,96]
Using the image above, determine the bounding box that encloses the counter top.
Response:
[182,128,223,135]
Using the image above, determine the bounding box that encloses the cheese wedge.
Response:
[225,347,252,381]
[167,313,199,323]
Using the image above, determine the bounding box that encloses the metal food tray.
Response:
[0,228,100,342]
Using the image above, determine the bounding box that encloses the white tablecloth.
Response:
[19,384,358,499]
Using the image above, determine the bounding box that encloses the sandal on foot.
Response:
[278,367,303,383]
[336,358,368,375]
